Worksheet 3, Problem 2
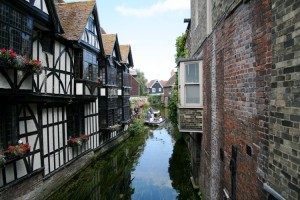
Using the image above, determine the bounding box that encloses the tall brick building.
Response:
[178,0,300,199]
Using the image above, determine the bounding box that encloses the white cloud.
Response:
[116,0,189,17]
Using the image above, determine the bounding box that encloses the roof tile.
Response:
[55,0,95,41]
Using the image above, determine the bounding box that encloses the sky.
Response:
[64,0,190,81]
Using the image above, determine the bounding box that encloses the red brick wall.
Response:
[129,75,139,96]
[199,0,272,199]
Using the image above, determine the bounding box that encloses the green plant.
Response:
[128,119,146,135]
[168,72,178,125]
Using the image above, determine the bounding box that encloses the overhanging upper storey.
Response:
[177,58,203,133]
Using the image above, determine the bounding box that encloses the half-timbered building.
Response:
[119,45,133,124]
[0,0,133,198]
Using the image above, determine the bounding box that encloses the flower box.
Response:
[0,48,42,74]
[67,134,89,147]
[7,143,31,157]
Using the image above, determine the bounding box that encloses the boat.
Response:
[145,118,166,126]
[144,110,166,126]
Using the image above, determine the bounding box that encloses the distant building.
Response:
[163,70,176,107]
[146,80,164,95]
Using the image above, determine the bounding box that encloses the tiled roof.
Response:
[120,45,130,63]
[164,74,176,87]
[146,80,156,88]
[102,34,116,56]
[160,80,167,87]
[55,1,95,41]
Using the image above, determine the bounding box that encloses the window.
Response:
[0,2,32,57]
[152,88,156,93]
[0,105,17,150]
[185,63,200,104]
[158,88,162,92]
[179,61,202,106]
[67,103,84,138]
[83,49,98,81]
[88,17,95,33]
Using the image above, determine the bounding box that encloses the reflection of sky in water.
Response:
[131,128,178,200]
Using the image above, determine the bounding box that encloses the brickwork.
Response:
[269,0,300,199]
[186,0,273,199]
[178,108,203,131]
[211,0,242,27]
[129,74,139,97]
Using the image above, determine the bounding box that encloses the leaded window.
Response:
[0,2,33,57]
[83,49,98,81]
[67,103,84,138]
[0,104,17,150]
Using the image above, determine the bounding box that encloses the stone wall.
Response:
[269,0,300,199]
[178,108,203,131]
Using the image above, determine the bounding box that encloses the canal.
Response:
[48,124,200,200]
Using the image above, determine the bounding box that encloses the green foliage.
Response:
[175,32,188,63]
[128,119,146,135]
[136,69,148,96]
[168,72,178,125]
[148,94,163,106]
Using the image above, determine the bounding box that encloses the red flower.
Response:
[8,49,13,53]
[11,52,17,58]
[1,48,5,53]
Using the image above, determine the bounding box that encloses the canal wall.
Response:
[0,132,130,200]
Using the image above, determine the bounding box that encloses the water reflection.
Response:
[48,126,199,200]
[131,128,177,200]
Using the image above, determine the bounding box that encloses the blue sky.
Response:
[64,0,190,81]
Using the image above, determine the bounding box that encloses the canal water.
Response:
[48,125,199,200]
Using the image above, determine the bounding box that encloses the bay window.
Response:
[179,61,203,107]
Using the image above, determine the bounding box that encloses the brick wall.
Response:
[193,0,272,199]
[178,108,203,131]
[269,0,300,199]
[129,75,139,97]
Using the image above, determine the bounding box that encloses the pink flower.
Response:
[1,48,6,53]
[8,49,13,53]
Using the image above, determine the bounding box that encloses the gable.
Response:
[81,12,100,50]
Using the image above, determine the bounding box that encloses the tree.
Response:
[175,32,188,62]
[136,69,147,96]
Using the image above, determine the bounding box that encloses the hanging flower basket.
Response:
[0,48,42,74]
[67,134,89,147]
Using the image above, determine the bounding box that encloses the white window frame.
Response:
[152,88,156,93]
[158,88,162,92]
[179,61,203,107]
